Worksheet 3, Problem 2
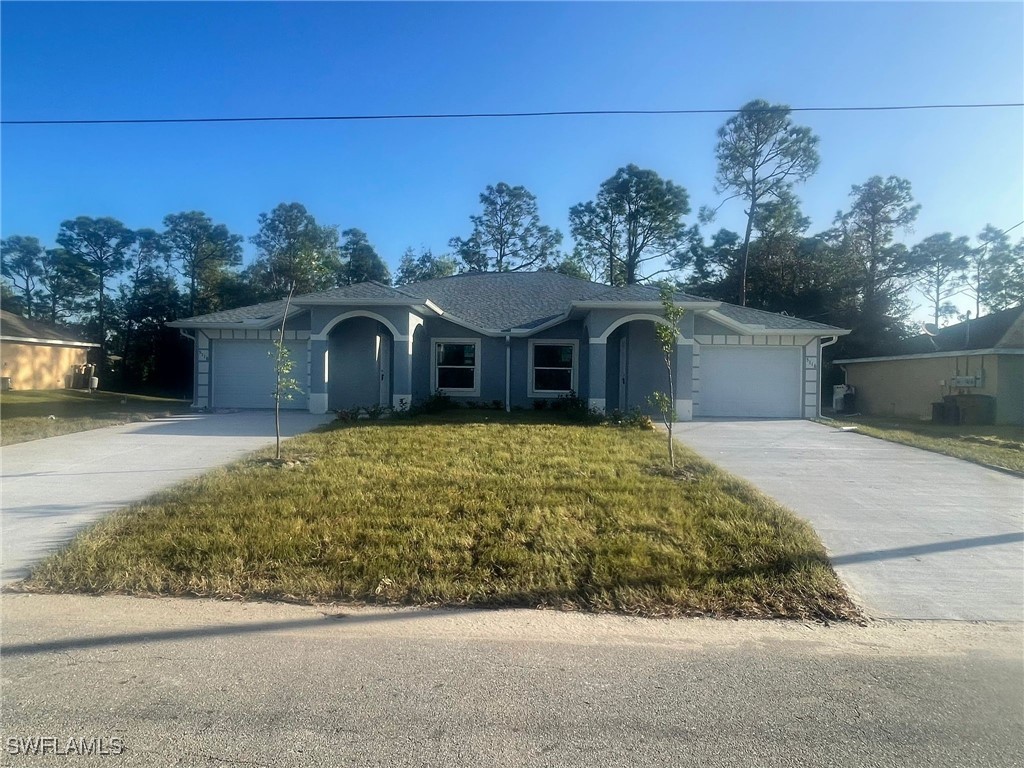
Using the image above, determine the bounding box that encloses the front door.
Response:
[377,334,391,407]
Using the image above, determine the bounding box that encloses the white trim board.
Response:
[835,348,1022,364]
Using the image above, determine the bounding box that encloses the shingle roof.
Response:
[168,299,291,325]
[890,305,1023,354]
[292,281,415,303]
[398,272,612,331]
[713,303,843,331]
[0,310,98,344]
[171,272,845,334]
[585,283,715,304]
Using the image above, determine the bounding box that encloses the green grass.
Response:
[17,411,856,621]
[0,390,190,445]
[821,416,1024,474]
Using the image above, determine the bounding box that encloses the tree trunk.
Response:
[739,206,755,307]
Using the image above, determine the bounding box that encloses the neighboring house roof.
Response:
[835,305,1024,364]
[0,310,99,347]
[169,272,848,335]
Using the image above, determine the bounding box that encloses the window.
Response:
[529,340,578,396]
[433,339,480,395]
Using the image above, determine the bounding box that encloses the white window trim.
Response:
[528,339,579,397]
[431,337,481,397]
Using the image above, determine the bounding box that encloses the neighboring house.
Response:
[168,272,848,420]
[834,305,1024,426]
[0,310,100,390]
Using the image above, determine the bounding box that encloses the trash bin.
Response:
[0,376,11,392]
[952,394,995,426]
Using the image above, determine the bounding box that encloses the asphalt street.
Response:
[1,595,1021,768]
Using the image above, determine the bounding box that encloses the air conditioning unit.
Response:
[951,375,979,388]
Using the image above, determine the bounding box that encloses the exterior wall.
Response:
[190,328,311,410]
[996,356,1023,425]
[843,354,1020,424]
[412,317,506,405]
[0,341,90,390]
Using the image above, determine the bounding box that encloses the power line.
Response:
[2,102,1022,126]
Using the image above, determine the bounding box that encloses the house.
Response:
[168,272,848,419]
[0,310,100,390]
[834,305,1024,426]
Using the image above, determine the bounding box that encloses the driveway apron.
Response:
[1,411,332,582]
[674,420,1023,621]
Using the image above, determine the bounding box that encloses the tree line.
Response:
[3,99,1022,394]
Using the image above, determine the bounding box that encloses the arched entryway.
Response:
[326,316,394,411]
[604,319,674,414]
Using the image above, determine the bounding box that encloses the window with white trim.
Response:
[529,340,578,396]
[433,339,480,395]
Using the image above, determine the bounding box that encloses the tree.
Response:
[450,182,561,272]
[271,286,302,460]
[38,248,95,325]
[1,235,44,317]
[649,283,687,470]
[163,211,243,316]
[963,225,1024,315]
[338,229,390,285]
[250,203,341,297]
[395,247,457,285]
[569,165,690,285]
[541,255,592,281]
[712,99,820,307]
[55,216,135,358]
[911,233,971,326]
[833,176,922,353]
[112,229,179,387]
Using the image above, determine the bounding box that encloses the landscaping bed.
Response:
[17,412,857,621]
[822,416,1024,474]
[0,390,189,445]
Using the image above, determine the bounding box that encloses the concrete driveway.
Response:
[674,420,1024,621]
[0,411,332,582]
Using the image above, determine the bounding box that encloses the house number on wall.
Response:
[805,358,817,369]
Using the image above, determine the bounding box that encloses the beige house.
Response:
[834,306,1023,426]
[0,310,99,390]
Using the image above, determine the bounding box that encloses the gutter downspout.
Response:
[178,328,198,408]
[818,335,839,419]
[505,335,511,413]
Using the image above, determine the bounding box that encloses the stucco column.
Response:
[674,340,693,421]
[588,340,607,413]
[392,333,413,411]
[308,338,328,414]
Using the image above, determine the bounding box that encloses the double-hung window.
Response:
[433,339,480,396]
[529,340,578,396]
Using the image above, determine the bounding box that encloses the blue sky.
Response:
[2,2,1022,318]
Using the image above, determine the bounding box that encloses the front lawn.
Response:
[822,416,1024,474]
[18,412,856,621]
[0,390,190,445]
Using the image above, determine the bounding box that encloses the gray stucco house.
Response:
[169,272,848,419]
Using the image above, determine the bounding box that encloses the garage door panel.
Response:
[698,346,802,418]
[212,340,308,409]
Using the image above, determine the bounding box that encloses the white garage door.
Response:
[212,340,308,409]
[698,346,802,418]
